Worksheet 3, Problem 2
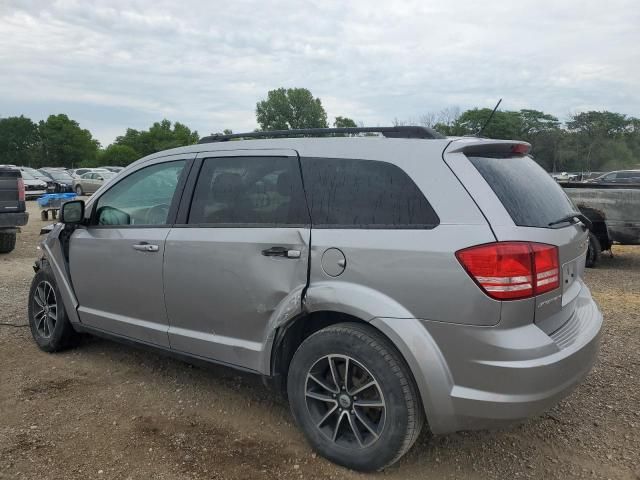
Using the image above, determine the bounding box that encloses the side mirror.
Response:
[97,176,103,181]
[60,200,85,224]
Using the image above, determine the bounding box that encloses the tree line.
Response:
[1,88,638,172]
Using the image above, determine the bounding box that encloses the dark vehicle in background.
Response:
[39,168,74,193]
[587,170,640,184]
[0,167,29,253]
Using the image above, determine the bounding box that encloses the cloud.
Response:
[1,0,638,145]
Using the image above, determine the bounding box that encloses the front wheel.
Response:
[287,323,424,472]
[75,185,83,196]
[28,266,80,352]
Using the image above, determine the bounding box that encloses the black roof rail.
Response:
[198,126,445,144]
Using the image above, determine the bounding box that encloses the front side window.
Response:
[188,156,308,226]
[94,160,186,226]
[300,157,439,228]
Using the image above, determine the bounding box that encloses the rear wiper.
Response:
[548,213,592,230]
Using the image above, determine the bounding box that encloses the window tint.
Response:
[469,156,577,228]
[188,156,309,226]
[95,160,186,226]
[619,171,640,180]
[300,157,439,228]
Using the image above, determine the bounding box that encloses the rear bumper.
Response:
[0,211,29,228]
[373,283,602,434]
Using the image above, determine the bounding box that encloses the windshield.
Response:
[48,171,73,181]
[23,168,47,179]
[20,170,35,180]
[469,155,578,228]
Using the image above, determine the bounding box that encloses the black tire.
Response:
[287,322,424,472]
[28,266,80,352]
[0,232,17,253]
[75,185,83,196]
[586,232,601,268]
[41,210,48,221]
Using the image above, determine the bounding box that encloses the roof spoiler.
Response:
[446,138,531,157]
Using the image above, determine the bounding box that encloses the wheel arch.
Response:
[268,308,454,434]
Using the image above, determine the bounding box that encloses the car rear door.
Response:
[444,141,589,334]
[69,155,194,347]
[163,150,310,372]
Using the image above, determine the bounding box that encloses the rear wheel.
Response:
[0,232,17,253]
[586,232,601,268]
[287,323,424,471]
[28,266,80,352]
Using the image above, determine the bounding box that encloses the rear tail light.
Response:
[456,242,559,300]
[17,177,25,202]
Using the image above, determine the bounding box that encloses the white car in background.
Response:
[17,168,48,199]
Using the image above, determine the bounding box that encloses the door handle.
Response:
[132,243,159,252]
[262,246,301,259]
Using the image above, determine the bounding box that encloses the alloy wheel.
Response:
[32,281,57,338]
[305,354,386,449]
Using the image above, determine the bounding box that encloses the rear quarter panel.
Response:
[304,140,501,326]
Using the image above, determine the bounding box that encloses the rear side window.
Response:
[188,156,309,226]
[469,156,577,228]
[300,157,439,228]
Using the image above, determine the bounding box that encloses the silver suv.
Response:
[28,127,602,471]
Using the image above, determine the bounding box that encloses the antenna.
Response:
[476,98,502,137]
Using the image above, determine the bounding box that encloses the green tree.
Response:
[38,114,100,168]
[114,119,199,157]
[448,108,524,138]
[256,88,328,130]
[95,144,139,167]
[564,111,638,171]
[333,116,357,128]
[0,115,40,166]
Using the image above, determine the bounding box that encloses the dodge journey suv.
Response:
[29,126,602,471]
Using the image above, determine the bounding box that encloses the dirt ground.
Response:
[1,201,638,480]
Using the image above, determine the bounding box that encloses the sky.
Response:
[1,0,639,146]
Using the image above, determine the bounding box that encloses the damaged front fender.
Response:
[36,223,81,325]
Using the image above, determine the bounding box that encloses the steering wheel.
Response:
[144,204,170,225]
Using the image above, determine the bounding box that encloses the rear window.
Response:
[301,157,439,229]
[469,156,577,228]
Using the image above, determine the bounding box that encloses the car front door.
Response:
[69,155,194,347]
[163,150,310,371]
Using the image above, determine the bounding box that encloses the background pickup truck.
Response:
[562,182,640,267]
[0,167,29,253]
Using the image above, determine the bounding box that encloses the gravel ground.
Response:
[0,201,638,480]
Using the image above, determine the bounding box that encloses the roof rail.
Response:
[198,126,444,144]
